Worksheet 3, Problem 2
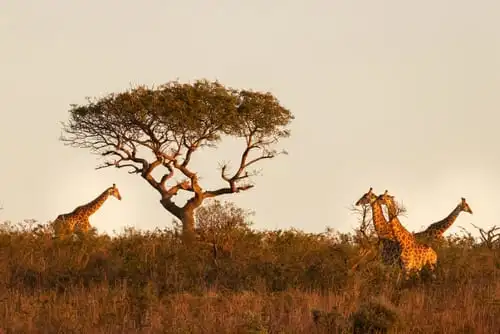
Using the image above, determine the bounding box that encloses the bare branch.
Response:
[242,151,275,169]
[171,155,197,179]
[143,158,163,176]
[166,179,193,196]
[158,162,175,189]
[181,142,197,168]
[471,223,500,249]
[217,136,281,196]
[204,184,255,198]
[348,203,376,250]
[96,161,142,174]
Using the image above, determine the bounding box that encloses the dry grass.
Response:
[0,218,498,333]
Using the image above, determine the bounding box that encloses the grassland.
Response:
[0,214,498,333]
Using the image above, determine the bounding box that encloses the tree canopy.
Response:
[61,79,294,239]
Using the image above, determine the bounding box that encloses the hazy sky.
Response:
[1,1,498,237]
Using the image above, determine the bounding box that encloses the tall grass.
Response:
[0,213,498,333]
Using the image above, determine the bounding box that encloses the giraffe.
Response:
[376,190,472,243]
[52,184,122,239]
[376,190,437,279]
[414,197,473,244]
[355,187,402,266]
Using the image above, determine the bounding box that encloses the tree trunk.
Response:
[180,209,196,244]
[160,196,201,243]
[158,179,206,243]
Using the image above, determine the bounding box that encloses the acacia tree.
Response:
[61,79,293,240]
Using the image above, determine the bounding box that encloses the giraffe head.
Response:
[375,190,395,207]
[108,184,122,200]
[355,187,377,206]
[459,197,473,214]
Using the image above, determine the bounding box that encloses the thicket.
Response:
[0,200,498,333]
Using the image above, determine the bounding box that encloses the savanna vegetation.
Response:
[1,80,498,333]
[0,200,498,333]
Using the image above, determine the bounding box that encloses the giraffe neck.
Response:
[389,216,415,248]
[76,189,110,218]
[370,201,394,240]
[385,200,398,220]
[421,204,462,237]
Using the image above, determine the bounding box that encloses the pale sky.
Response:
[1,1,498,236]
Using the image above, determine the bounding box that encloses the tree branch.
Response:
[166,179,193,196]
[96,161,142,174]
[158,162,174,189]
[218,135,279,194]
[204,184,254,199]
[471,223,500,248]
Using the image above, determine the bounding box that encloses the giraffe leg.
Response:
[53,218,71,240]
[74,221,88,240]
[404,269,412,281]
[429,263,437,279]
[82,219,91,233]
[396,271,402,283]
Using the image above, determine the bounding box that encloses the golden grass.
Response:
[0,222,498,333]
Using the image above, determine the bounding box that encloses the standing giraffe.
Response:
[414,198,473,244]
[52,184,122,238]
[377,191,472,243]
[355,187,402,266]
[376,190,437,279]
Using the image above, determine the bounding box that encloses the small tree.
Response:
[471,223,500,249]
[61,80,293,241]
[195,199,254,257]
[349,200,407,247]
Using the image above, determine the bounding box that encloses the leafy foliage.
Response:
[61,80,294,235]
